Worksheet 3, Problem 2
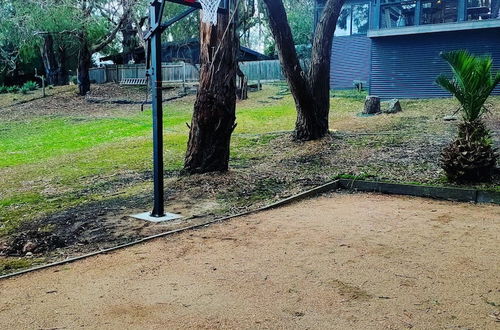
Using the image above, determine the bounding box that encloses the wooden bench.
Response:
[120,78,147,85]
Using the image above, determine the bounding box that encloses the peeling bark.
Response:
[184,3,238,174]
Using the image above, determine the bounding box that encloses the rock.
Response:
[0,243,7,255]
[25,252,33,258]
[384,99,402,114]
[363,95,381,114]
[443,115,458,121]
[22,241,37,253]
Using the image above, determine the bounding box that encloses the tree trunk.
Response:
[57,46,69,85]
[308,0,343,135]
[263,0,344,141]
[40,34,59,86]
[183,4,238,174]
[77,39,92,96]
[40,35,70,86]
[121,20,137,64]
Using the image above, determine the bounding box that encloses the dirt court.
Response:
[0,192,499,329]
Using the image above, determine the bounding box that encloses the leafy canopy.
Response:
[436,50,500,122]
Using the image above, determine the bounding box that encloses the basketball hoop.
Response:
[197,0,223,25]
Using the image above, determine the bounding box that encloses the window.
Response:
[335,3,370,36]
[381,2,417,28]
[353,4,370,34]
[335,8,352,36]
[421,0,458,24]
[467,0,500,20]
[376,0,500,30]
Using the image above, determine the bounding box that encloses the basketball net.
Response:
[197,0,223,25]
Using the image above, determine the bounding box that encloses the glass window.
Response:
[381,2,417,28]
[421,0,458,24]
[335,7,352,36]
[467,0,500,20]
[352,4,370,34]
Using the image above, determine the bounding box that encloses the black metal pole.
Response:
[150,0,165,217]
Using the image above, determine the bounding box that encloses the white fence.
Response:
[89,60,286,85]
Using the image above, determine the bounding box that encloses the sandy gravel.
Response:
[0,193,499,330]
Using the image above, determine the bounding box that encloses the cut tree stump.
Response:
[384,99,402,114]
[364,95,381,114]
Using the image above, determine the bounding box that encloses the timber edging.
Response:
[337,179,500,205]
[0,179,497,280]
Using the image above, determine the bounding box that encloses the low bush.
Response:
[0,85,7,94]
[6,86,20,94]
[20,86,30,95]
[22,81,38,91]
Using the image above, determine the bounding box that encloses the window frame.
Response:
[379,0,418,28]
[335,1,371,36]
[375,0,500,29]
[420,0,460,25]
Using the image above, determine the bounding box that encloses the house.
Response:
[100,39,271,65]
[315,0,500,98]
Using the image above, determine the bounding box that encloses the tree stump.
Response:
[384,99,402,114]
[363,95,380,114]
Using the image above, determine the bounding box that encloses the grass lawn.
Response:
[0,83,498,273]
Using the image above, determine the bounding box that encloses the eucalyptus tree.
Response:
[26,1,78,85]
[0,0,79,85]
[73,0,136,95]
[262,0,344,140]
[183,0,239,174]
[0,0,126,88]
[0,0,21,79]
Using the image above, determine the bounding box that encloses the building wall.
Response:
[370,28,500,99]
[330,35,372,89]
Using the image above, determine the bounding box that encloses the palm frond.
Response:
[437,50,499,122]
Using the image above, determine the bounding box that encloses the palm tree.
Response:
[436,50,500,182]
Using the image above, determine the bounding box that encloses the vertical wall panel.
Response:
[370,28,500,99]
[331,35,372,89]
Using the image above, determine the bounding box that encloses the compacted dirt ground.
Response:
[1,193,499,329]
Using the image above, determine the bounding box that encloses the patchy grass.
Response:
[0,85,69,108]
[0,84,498,266]
[0,257,44,275]
[0,86,297,236]
[0,116,152,167]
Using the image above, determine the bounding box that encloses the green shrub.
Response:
[6,86,19,94]
[20,85,30,94]
[22,81,38,91]
[436,50,500,183]
[0,85,7,94]
[436,50,500,123]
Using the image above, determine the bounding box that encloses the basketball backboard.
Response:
[167,0,228,11]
